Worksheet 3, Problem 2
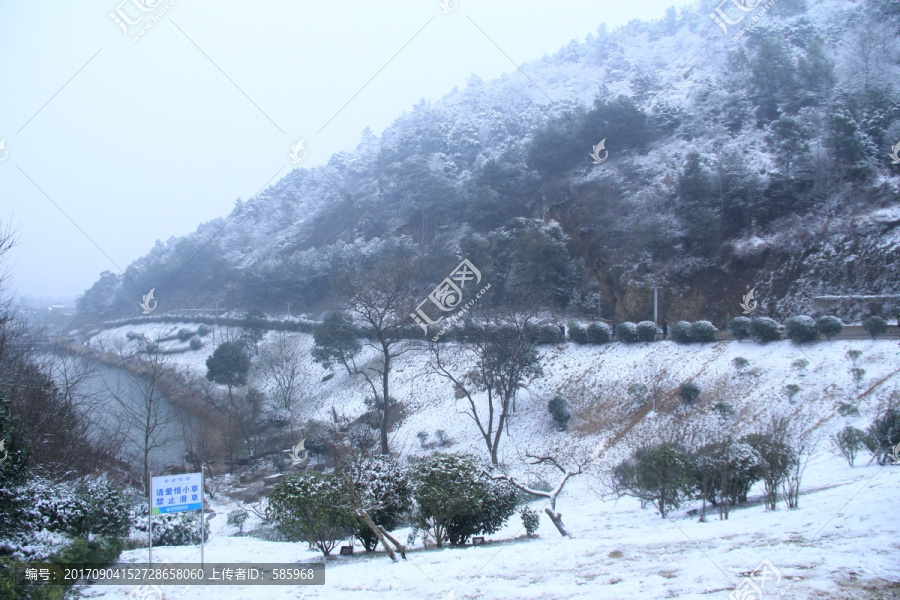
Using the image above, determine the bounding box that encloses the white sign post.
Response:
[149,472,205,566]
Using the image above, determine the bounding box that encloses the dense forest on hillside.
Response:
[77,0,900,325]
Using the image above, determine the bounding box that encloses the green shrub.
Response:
[636,321,658,342]
[447,477,517,546]
[614,444,692,518]
[750,317,782,342]
[520,506,540,536]
[189,336,204,350]
[526,323,560,345]
[548,396,571,431]
[227,508,249,534]
[728,317,752,341]
[678,382,701,405]
[863,315,887,340]
[670,321,692,343]
[834,426,866,466]
[586,322,612,344]
[815,315,843,340]
[270,471,354,555]
[131,503,210,547]
[567,321,589,344]
[690,321,717,343]
[732,357,749,371]
[412,454,488,548]
[616,322,638,343]
[864,408,900,465]
[785,316,816,343]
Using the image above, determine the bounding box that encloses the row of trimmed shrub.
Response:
[568,320,717,344]
[730,314,890,343]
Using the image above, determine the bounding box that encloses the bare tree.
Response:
[323,242,420,454]
[429,307,543,465]
[109,336,179,493]
[485,444,589,537]
[262,333,308,433]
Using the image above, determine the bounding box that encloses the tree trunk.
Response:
[543,508,570,537]
[357,509,396,562]
[377,526,407,560]
[380,344,390,455]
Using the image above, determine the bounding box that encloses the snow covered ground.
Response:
[77,324,900,599]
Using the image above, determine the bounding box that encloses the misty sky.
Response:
[0,0,686,301]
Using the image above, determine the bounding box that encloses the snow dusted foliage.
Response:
[728,317,752,341]
[689,321,717,343]
[862,315,888,340]
[616,322,638,343]
[815,315,844,340]
[412,453,516,548]
[520,506,540,536]
[547,396,572,431]
[635,321,658,342]
[670,321,692,344]
[269,471,354,556]
[131,502,210,547]
[567,321,589,344]
[586,322,611,344]
[750,317,782,342]
[13,476,131,539]
[344,455,412,552]
[785,315,817,343]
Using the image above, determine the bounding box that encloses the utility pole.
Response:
[652,286,661,324]
[287,302,291,316]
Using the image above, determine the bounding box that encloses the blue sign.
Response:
[151,472,202,515]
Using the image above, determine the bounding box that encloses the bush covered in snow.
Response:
[616,322,638,343]
[343,455,412,552]
[13,476,131,539]
[689,320,717,343]
[189,336,204,350]
[670,321,692,343]
[586,322,611,344]
[614,444,692,518]
[864,408,900,465]
[635,321,658,342]
[815,315,843,340]
[526,323,561,345]
[446,476,517,546]
[567,321,588,344]
[863,315,887,340]
[691,440,761,520]
[520,506,540,536]
[227,507,249,534]
[750,317,782,342]
[270,471,354,555]
[727,317,751,341]
[833,426,866,466]
[131,502,210,547]
[412,453,516,548]
[785,315,817,343]
[547,396,571,431]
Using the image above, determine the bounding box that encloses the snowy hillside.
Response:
[76,324,900,599]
